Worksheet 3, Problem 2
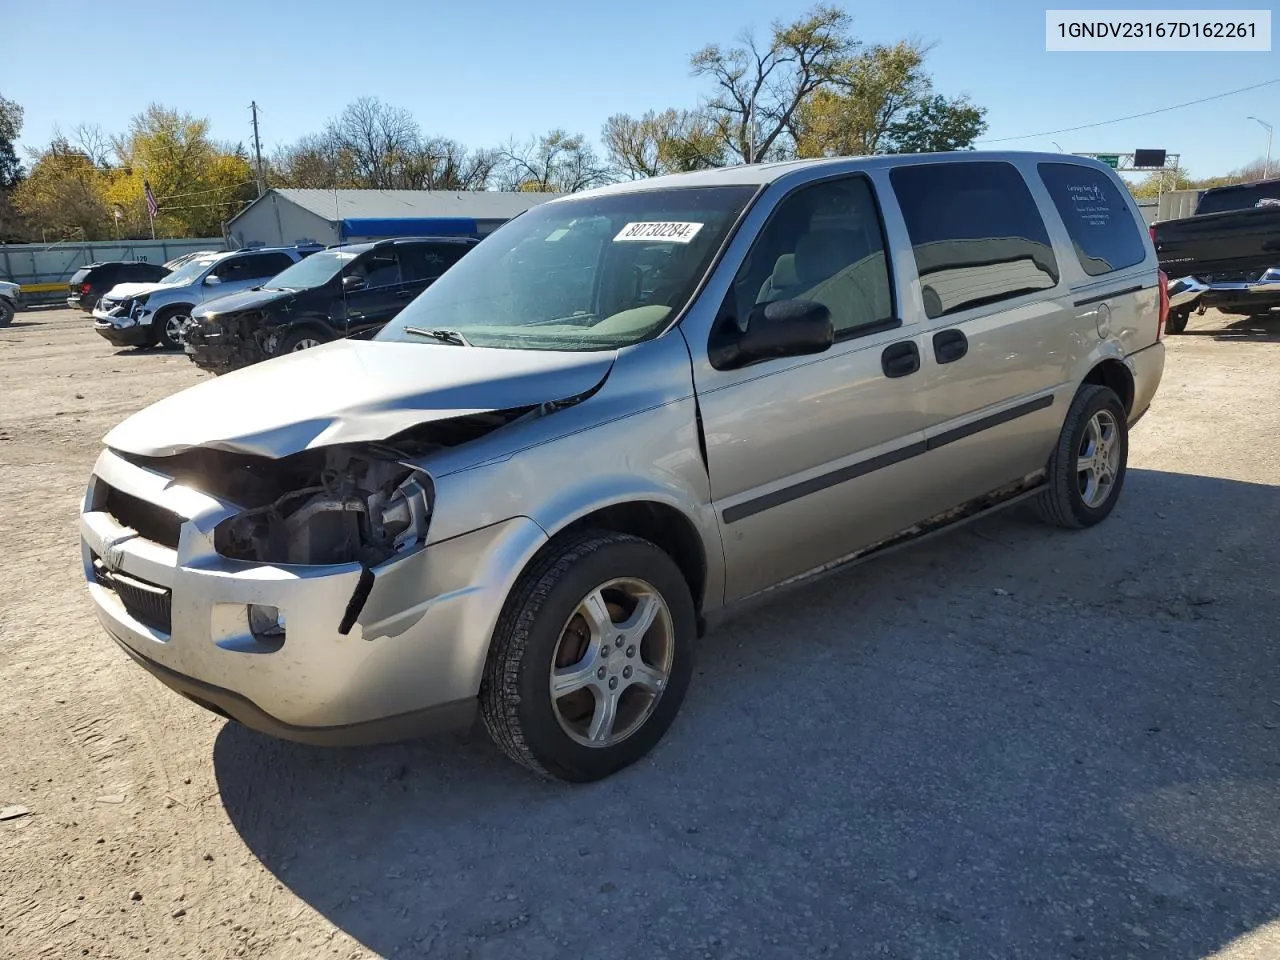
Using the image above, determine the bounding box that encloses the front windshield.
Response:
[158,257,219,286]
[263,250,356,291]
[377,185,758,351]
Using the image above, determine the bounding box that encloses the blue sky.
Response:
[6,0,1277,181]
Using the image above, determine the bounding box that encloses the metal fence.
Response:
[0,238,226,303]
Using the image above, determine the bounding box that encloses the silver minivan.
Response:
[81,152,1167,781]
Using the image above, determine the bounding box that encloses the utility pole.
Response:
[1247,116,1273,179]
[250,101,266,198]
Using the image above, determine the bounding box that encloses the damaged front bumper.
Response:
[81,447,549,744]
[93,311,155,347]
[183,317,270,374]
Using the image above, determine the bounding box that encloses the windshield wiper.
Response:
[404,326,473,346]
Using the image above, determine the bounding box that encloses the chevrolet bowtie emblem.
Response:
[101,531,138,573]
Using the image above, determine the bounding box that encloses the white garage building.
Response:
[225,189,564,249]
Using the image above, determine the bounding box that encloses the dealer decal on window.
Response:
[613,221,704,243]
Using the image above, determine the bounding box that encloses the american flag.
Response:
[143,179,159,219]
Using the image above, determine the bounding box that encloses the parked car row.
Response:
[72,236,478,372]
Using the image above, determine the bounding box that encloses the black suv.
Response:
[67,261,170,313]
[183,236,478,374]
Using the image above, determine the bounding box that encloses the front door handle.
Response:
[881,341,920,379]
[933,328,968,364]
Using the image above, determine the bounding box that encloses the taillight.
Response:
[80,282,92,293]
[1149,224,1157,244]
[1157,269,1169,341]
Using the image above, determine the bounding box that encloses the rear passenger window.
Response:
[733,175,895,338]
[890,162,1059,319]
[1037,163,1146,277]
[242,252,296,277]
[399,243,468,282]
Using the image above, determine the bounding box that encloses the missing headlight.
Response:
[213,447,433,566]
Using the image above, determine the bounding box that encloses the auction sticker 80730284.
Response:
[614,222,705,243]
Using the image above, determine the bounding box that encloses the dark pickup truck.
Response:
[1152,179,1280,332]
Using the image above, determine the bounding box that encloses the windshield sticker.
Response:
[613,221,704,243]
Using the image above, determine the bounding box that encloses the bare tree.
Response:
[326,96,421,189]
[270,134,341,188]
[603,109,726,180]
[407,137,498,190]
[691,4,855,164]
[495,130,609,193]
[72,123,113,168]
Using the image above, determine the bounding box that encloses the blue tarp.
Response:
[339,217,479,239]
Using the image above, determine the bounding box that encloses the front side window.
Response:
[239,252,296,278]
[1038,163,1146,277]
[729,175,894,338]
[263,250,357,291]
[890,162,1060,319]
[349,250,400,287]
[377,185,757,351]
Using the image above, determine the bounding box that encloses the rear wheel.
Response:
[1034,384,1129,529]
[481,531,695,782]
[154,307,191,350]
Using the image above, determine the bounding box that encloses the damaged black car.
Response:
[182,236,478,374]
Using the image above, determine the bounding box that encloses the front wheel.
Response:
[154,307,191,350]
[1034,384,1129,529]
[277,328,332,354]
[0,298,13,327]
[481,531,695,782]
[1165,307,1191,334]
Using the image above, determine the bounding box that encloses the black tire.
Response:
[153,306,192,350]
[277,327,333,355]
[0,298,13,327]
[481,530,696,782]
[1034,384,1129,529]
[1165,307,1190,334]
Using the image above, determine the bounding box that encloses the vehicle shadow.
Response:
[1184,312,1280,343]
[214,468,1280,960]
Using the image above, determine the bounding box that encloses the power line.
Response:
[154,180,258,202]
[977,78,1280,144]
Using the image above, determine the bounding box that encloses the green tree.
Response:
[790,39,985,157]
[111,104,256,236]
[13,139,111,239]
[884,94,987,153]
[691,5,855,164]
[0,94,23,190]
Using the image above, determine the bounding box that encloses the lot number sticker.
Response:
[614,221,704,243]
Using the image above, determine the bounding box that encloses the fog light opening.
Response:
[248,604,286,640]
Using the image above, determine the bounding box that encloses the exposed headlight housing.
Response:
[212,449,433,567]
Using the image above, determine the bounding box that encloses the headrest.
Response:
[794,229,867,288]
[771,253,797,288]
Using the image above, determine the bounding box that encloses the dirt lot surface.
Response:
[1,306,1278,960]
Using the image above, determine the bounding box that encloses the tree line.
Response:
[0,7,995,242]
[4,5,1261,244]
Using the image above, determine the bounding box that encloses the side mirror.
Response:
[204,274,222,286]
[711,299,834,369]
[342,275,366,292]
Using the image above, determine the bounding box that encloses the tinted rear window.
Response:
[70,268,93,283]
[1195,180,1280,214]
[890,161,1059,319]
[1037,163,1146,277]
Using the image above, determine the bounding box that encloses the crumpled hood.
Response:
[102,281,165,302]
[0,280,18,297]
[103,337,616,458]
[191,286,292,319]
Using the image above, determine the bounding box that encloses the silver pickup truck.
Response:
[82,152,1165,782]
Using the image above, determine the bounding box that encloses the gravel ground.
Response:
[1,306,1278,960]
